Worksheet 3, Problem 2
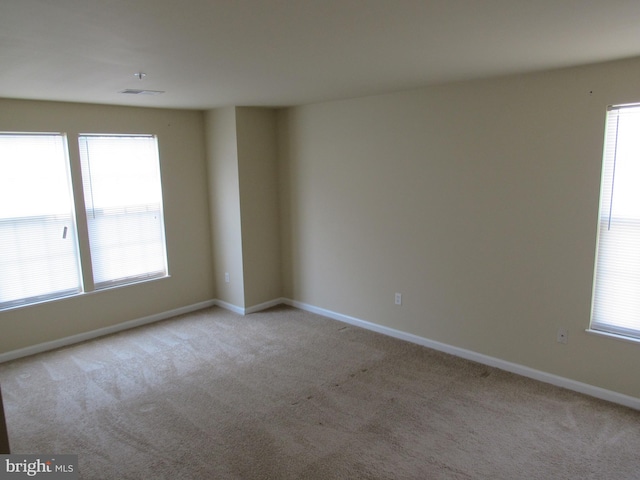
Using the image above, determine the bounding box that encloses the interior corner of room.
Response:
[2,56,640,408]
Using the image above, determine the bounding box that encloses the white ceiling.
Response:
[2,0,640,110]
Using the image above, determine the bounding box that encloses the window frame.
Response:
[0,131,170,312]
[0,132,83,309]
[590,103,640,341]
[78,133,169,290]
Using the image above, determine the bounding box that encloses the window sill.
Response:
[585,328,640,346]
[0,274,171,313]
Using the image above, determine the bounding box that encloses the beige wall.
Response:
[278,57,640,398]
[205,107,282,310]
[0,98,215,353]
[205,107,245,308]
[236,107,282,308]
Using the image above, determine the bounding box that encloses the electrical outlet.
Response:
[224,272,230,283]
[395,293,402,305]
[557,327,568,344]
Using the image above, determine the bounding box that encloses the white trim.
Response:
[214,298,286,315]
[0,297,285,364]
[245,298,286,314]
[585,328,640,346]
[4,296,638,410]
[214,299,246,315]
[0,299,216,363]
[284,299,640,411]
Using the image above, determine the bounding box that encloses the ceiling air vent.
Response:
[119,89,165,95]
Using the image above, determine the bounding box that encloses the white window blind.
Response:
[78,135,167,288]
[591,104,640,339]
[0,134,81,308]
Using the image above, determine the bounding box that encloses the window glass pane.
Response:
[0,134,81,308]
[78,135,168,288]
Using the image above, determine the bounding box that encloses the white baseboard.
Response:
[4,295,638,410]
[215,297,286,315]
[0,299,216,364]
[0,297,285,363]
[244,298,286,314]
[283,298,640,411]
[214,299,246,315]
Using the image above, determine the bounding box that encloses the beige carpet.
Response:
[1,305,639,479]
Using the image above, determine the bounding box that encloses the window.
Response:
[591,104,640,339]
[0,134,81,308]
[0,132,168,310]
[79,135,167,288]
